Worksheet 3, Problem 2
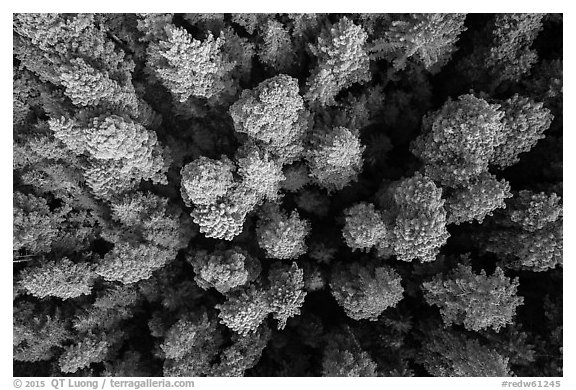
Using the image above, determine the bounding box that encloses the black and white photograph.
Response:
[10,7,566,387]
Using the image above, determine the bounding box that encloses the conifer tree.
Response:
[384,173,450,262]
[486,14,544,84]
[411,94,505,187]
[229,74,310,163]
[418,326,512,376]
[330,262,404,321]
[267,262,307,330]
[146,25,236,103]
[13,192,63,254]
[445,173,512,225]
[59,337,110,373]
[236,144,285,202]
[11,13,563,378]
[492,94,554,169]
[323,342,378,376]
[14,301,71,363]
[481,191,563,272]
[306,127,365,193]
[305,17,371,106]
[180,156,236,207]
[258,20,295,74]
[342,202,388,252]
[423,263,524,331]
[256,207,311,260]
[370,13,467,72]
[216,285,271,336]
[186,247,261,294]
[95,243,175,284]
[18,258,96,300]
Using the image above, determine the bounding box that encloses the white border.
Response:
[4,4,571,388]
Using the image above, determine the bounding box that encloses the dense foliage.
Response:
[13,13,562,377]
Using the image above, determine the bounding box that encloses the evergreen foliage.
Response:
[423,263,524,331]
[258,20,295,74]
[12,13,562,378]
[306,127,365,192]
[370,13,467,71]
[342,202,388,252]
[305,17,371,106]
[187,247,260,294]
[445,172,512,225]
[322,335,378,376]
[236,145,285,201]
[256,207,311,260]
[59,337,110,373]
[229,74,310,163]
[493,94,554,168]
[180,156,236,206]
[486,14,544,84]
[18,258,95,300]
[267,262,307,330]
[147,26,236,102]
[14,302,71,362]
[330,262,404,321]
[216,285,271,336]
[411,94,505,187]
[418,326,512,376]
[480,191,563,272]
[382,173,450,262]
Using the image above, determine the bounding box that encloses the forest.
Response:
[13,13,562,377]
